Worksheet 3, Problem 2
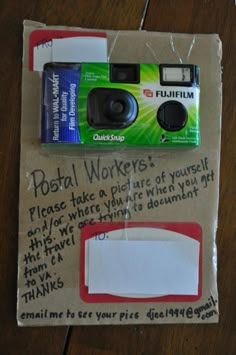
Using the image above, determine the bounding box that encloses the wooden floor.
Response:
[0,0,236,354]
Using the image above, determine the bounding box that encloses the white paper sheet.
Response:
[52,37,107,63]
[33,37,107,71]
[33,42,52,71]
[84,227,199,289]
[88,240,200,295]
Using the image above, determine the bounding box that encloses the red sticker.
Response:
[80,222,202,303]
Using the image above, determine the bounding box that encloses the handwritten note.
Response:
[19,155,217,323]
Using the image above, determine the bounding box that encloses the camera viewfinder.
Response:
[110,64,140,84]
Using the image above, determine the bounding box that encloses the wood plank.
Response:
[0,0,146,354]
[30,0,147,30]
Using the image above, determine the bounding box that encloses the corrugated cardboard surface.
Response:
[17,20,222,325]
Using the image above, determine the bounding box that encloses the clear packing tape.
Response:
[108,31,197,64]
[18,20,222,326]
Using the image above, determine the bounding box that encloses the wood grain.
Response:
[0,1,146,354]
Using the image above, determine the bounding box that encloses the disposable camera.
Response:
[42,62,200,148]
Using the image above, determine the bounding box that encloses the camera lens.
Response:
[104,91,137,126]
[87,88,138,129]
[110,100,125,114]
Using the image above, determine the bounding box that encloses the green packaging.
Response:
[42,63,200,148]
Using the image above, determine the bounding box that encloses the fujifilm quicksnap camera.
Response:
[42,62,200,148]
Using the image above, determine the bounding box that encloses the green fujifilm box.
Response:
[42,62,200,148]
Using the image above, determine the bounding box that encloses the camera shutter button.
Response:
[157,101,188,131]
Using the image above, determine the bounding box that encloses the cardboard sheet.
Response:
[17,20,222,325]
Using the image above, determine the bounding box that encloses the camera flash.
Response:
[162,67,191,83]
[159,64,199,87]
